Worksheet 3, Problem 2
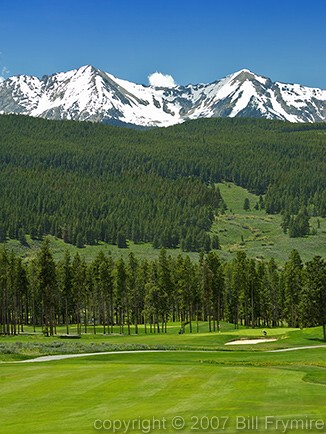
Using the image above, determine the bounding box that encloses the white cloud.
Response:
[0,66,9,82]
[148,72,177,88]
[2,66,10,75]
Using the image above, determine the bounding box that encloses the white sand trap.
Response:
[225,338,277,345]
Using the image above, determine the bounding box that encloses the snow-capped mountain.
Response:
[1,65,326,127]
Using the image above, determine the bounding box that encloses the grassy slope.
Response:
[1,325,325,434]
[213,182,326,263]
[0,236,200,264]
[0,235,199,262]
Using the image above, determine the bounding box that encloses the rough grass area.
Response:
[0,323,325,361]
[0,235,200,263]
[213,182,326,263]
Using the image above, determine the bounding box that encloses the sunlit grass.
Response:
[214,182,326,263]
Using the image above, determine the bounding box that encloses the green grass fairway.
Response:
[1,326,325,434]
[1,351,325,434]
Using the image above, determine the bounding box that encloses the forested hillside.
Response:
[0,115,325,251]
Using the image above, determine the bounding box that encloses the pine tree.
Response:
[30,226,38,240]
[18,228,27,246]
[98,255,114,334]
[230,251,249,328]
[243,198,250,211]
[289,210,310,237]
[211,234,220,250]
[267,258,281,327]
[200,258,213,331]
[300,256,326,341]
[127,252,141,334]
[76,233,84,248]
[0,225,6,243]
[57,251,73,334]
[257,262,273,327]
[14,257,29,333]
[115,257,128,333]
[36,238,57,336]
[157,249,173,331]
[281,212,291,234]
[206,251,224,331]
[283,250,303,327]
[71,253,87,335]
[117,232,128,249]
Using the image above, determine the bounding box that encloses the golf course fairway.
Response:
[1,345,325,433]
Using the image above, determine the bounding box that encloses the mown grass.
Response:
[1,348,325,433]
[1,324,325,433]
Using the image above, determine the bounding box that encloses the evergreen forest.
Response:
[0,242,325,340]
[0,114,325,251]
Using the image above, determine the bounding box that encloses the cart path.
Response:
[267,345,326,353]
[17,350,171,363]
[8,344,326,363]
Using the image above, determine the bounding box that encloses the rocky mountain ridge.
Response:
[1,65,326,127]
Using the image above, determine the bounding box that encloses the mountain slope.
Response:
[1,65,326,126]
[0,114,325,252]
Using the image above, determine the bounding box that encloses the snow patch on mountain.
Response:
[0,65,326,126]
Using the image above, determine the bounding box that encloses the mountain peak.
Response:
[234,68,255,75]
[0,66,325,126]
[77,64,98,74]
[231,69,261,81]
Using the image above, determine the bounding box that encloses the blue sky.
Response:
[1,0,325,88]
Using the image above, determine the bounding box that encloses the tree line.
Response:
[0,115,325,251]
[1,240,325,341]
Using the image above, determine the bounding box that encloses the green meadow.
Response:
[0,235,200,264]
[213,183,326,263]
[1,324,325,434]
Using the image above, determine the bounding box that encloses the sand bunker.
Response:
[225,338,277,345]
